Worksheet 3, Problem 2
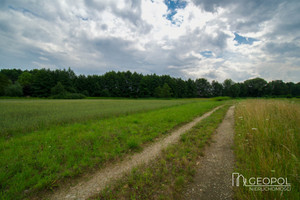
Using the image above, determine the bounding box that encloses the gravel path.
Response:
[183,106,235,200]
[47,106,223,200]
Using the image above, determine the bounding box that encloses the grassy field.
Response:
[234,99,300,199]
[0,99,222,199]
[0,99,198,138]
[95,104,231,199]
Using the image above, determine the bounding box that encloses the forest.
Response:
[0,68,300,98]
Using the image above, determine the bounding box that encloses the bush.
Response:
[51,93,86,99]
[212,96,231,101]
[65,93,86,99]
[5,82,23,97]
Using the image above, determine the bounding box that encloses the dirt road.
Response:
[183,106,235,200]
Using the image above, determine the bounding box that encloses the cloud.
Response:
[0,0,299,82]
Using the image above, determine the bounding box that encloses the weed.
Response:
[127,139,141,151]
[234,100,300,199]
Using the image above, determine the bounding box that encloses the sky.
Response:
[0,0,300,82]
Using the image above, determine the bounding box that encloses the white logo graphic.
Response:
[232,172,291,191]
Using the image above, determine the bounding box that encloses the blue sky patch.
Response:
[200,51,213,58]
[164,0,187,25]
[234,32,258,45]
[8,5,40,18]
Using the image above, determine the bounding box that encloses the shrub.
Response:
[5,82,23,97]
[65,93,86,99]
[212,96,231,101]
[51,93,86,99]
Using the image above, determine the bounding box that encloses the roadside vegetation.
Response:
[234,100,300,199]
[0,99,197,138]
[0,100,223,199]
[94,104,231,199]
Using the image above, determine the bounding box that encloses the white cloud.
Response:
[0,0,299,82]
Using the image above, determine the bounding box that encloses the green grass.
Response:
[0,99,199,138]
[0,100,223,199]
[95,104,231,200]
[234,100,300,199]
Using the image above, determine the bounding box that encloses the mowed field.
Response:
[0,99,199,138]
[0,98,222,199]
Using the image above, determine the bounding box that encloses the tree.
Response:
[0,73,10,96]
[238,83,248,97]
[269,80,288,96]
[211,80,223,97]
[176,78,187,98]
[5,82,23,97]
[18,72,33,96]
[186,79,197,97]
[223,79,235,96]
[244,78,267,97]
[161,83,172,98]
[154,86,162,98]
[154,83,172,98]
[195,78,211,97]
[291,82,300,96]
[51,82,66,96]
[0,67,298,99]
[229,83,240,97]
[0,69,22,83]
[31,69,55,97]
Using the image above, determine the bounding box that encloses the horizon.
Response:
[1,0,300,83]
[1,67,300,84]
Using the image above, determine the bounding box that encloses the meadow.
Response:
[0,99,197,138]
[2,98,297,199]
[234,99,300,199]
[0,99,222,199]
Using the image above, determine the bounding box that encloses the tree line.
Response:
[0,68,299,98]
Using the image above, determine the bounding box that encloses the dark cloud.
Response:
[264,42,300,58]
[192,0,282,33]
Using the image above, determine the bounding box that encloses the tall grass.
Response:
[0,99,197,138]
[234,100,300,199]
[0,100,222,199]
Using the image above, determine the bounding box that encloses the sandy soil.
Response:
[46,106,223,200]
[182,106,235,200]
